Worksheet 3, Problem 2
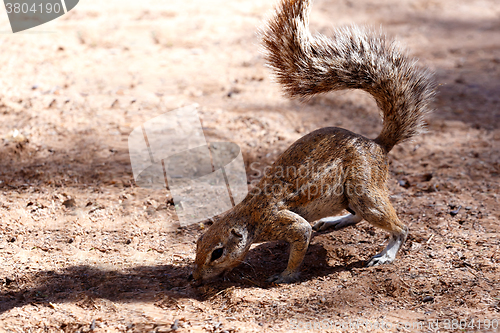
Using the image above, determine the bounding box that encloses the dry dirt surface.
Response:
[0,0,499,332]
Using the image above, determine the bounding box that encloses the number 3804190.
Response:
[5,2,62,14]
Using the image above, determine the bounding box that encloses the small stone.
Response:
[425,184,438,193]
[171,319,180,331]
[422,295,434,303]
[421,173,433,181]
[450,205,462,216]
[62,198,76,208]
[398,179,410,188]
[90,319,96,331]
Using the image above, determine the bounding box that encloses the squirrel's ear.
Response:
[231,228,243,238]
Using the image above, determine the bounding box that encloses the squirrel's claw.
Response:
[366,253,395,267]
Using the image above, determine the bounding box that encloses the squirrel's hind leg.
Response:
[349,187,408,266]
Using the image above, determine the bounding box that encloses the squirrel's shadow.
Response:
[0,264,198,314]
[0,240,366,313]
[228,238,366,289]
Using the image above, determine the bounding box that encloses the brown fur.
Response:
[192,0,435,284]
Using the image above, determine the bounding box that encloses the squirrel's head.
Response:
[192,215,251,283]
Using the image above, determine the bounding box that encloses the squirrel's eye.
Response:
[211,248,224,261]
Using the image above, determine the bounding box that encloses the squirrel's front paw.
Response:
[266,271,300,284]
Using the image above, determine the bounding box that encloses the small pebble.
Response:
[421,173,433,181]
[450,205,462,216]
[171,319,179,331]
[62,198,76,208]
[422,295,434,303]
[398,179,410,188]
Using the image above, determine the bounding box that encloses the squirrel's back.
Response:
[261,0,435,152]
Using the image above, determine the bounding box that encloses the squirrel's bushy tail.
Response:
[261,0,435,152]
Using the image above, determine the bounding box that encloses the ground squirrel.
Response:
[192,0,435,284]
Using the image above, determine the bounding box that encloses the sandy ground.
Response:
[0,0,499,332]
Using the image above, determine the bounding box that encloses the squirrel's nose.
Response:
[189,273,204,286]
[189,266,204,286]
